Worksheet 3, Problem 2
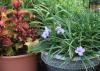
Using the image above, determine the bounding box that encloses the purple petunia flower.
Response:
[41,26,51,39]
[55,26,65,34]
[75,46,85,56]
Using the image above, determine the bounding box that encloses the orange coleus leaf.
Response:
[0,6,8,21]
[0,30,13,37]
[11,0,23,4]
[18,9,33,20]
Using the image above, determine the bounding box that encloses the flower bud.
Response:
[12,0,21,9]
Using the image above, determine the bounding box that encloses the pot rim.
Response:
[0,53,36,59]
[42,52,98,61]
[41,52,100,70]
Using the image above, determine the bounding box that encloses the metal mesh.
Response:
[46,65,97,71]
[41,53,100,71]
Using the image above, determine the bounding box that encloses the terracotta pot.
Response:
[0,54,37,71]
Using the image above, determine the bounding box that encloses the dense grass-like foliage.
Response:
[31,0,100,63]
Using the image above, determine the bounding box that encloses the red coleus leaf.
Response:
[0,6,7,13]
[13,25,27,34]
[27,28,37,41]
[19,15,24,22]
[22,22,29,30]
[2,37,13,47]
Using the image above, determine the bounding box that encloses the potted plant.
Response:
[0,0,39,71]
[34,0,100,71]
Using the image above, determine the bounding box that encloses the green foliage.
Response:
[1,0,100,66]
[0,0,12,8]
[32,0,100,60]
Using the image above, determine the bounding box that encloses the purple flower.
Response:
[55,26,65,34]
[75,46,85,56]
[41,26,51,39]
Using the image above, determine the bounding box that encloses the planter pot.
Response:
[41,53,100,71]
[0,54,37,71]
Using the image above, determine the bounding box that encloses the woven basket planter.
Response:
[41,53,100,71]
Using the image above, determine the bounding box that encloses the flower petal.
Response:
[75,46,85,56]
[56,26,65,34]
[78,52,83,56]
[41,26,50,39]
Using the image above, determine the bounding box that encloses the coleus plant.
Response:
[0,0,38,56]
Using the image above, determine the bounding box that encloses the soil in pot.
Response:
[0,54,37,71]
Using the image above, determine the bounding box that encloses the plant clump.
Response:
[0,0,37,56]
